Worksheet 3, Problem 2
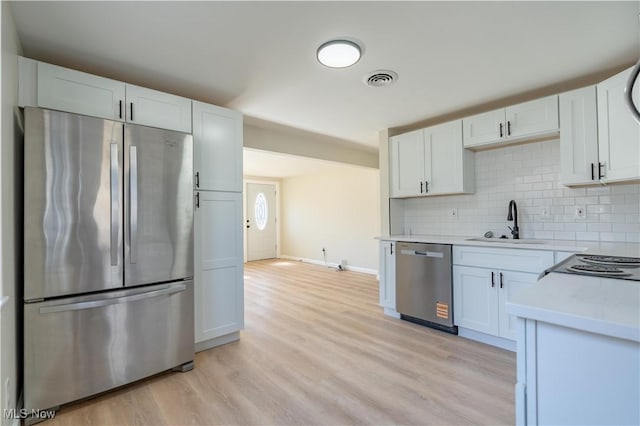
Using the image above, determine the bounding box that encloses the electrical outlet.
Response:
[575,206,586,219]
[448,208,458,219]
[540,207,551,220]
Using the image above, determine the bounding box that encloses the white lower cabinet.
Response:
[194,191,244,350]
[516,319,639,425]
[452,246,554,344]
[378,241,399,317]
[453,265,537,340]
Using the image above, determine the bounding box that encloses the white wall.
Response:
[280,167,380,273]
[1,2,23,421]
[398,139,640,242]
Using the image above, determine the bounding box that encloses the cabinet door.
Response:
[389,129,425,197]
[125,84,192,133]
[497,270,537,340]
[597,66,640,183]
[378,241,396,309]
[424,120,464,195]
[453,266,499,335]
[192,101,243,192]
[194,191,244,343]
[37,61,125,120]
[506,95,559,138]
[560,86,599,186]
[462,109,505,147]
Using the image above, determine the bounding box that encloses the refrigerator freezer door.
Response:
[24,281,195,411]
[24,107,124,300]
[124,124,193,286]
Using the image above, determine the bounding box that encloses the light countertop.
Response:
[507,272,640,342]
[376,234,640,257]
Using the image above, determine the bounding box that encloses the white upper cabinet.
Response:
[463,95,559,149]
[506,96,559,138]
[192,101,243,192]
[36,61,125,121]
[462,109,505,147]
[125,84,192,133]
[425,120,474,195]
[559,86,600,186]
[20,57,192,133]
[389,120,474,198]
[389,129,425,197]
[597,66,640,183]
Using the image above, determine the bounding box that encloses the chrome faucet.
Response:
[507,200,520,239]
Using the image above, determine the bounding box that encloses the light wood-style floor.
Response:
[44,259,516,425]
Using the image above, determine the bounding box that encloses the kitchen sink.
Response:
[466,237,546,244]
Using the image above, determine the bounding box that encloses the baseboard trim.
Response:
[382,307,401,318]
[458,327,516,352]
[195,331,240,353]
[278,255,378,276]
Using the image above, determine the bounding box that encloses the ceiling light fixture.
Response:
[316,40,361,68]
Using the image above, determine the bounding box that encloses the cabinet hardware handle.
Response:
[195,172,200,188]
[491,271,495,287]
[591,163,595,180]
[507,121,511,136]
[390,243,394,255]
[118,100,123,119]
[424,181,429,193]
[598,162,605,180]
[130,102,134,121]
[499,272,504,288]
[420,182,423,194]
[195,192,200,208]
[499,122,503,138]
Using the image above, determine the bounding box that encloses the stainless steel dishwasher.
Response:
[395,242,457,334]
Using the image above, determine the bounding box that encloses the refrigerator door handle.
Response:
[38,284,187,314]
[130,145,138,264]
[110,143,119,266]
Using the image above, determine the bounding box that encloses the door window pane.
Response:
[254,192,268,231]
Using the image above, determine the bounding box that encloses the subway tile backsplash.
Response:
[400,139,640,243]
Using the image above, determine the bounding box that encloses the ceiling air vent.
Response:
[364,70,398,87]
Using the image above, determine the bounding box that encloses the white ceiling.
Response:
[8,1,640,150]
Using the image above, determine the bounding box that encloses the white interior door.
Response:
[246,183,277,261]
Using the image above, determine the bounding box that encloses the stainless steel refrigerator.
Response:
[23,107,194,412]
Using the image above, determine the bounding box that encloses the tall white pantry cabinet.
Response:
[193,101,244,351]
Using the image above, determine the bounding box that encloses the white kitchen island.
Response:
[507,273,640,425]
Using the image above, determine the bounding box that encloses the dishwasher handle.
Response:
[400,249,445,258]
